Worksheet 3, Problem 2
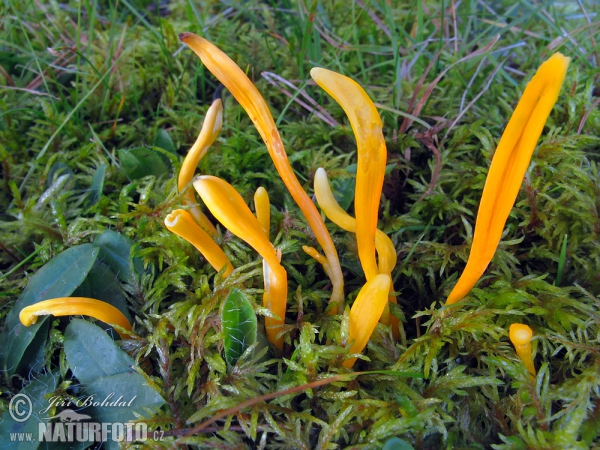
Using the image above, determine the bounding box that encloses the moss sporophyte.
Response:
[17,31,570,373]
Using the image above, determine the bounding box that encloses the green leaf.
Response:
[0,244,99,377]
[153,129,177,155]
[73,260,132,325]
[64,320,165,422]
[330,176,355,211]
[46,162,73,188]
[383,437,415,450]
[118,147,169,180]
[93,230,144,284]
[86,163,107,206]
[0,372,58,450]
[555,233,568,286]
[222,288,257,368]
[64,319,135,384]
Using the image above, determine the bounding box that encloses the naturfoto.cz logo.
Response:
[7,393,164,444]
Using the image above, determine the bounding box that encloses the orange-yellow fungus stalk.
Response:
[344,274,391,368]
[165,209,234,277]
[446,53,570,305]
[262,248,285,350]
[302,245,328,267]
[254,187,270,237]
[20,298,132,339]
[178,98,223,237]
[314,168,400,337]
[253,187,284,347]
[314,169,396,275]
[179,32,344,313]
[194,175,287,349]
[509,323,536,377]
[311,68,386,282]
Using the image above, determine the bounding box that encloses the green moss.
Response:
[1,0,599,448]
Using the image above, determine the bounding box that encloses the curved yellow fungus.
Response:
[446,53,570,305]
[179,32,344,314]
[262,247,286,350]
[254,186,270,237]
[253,187,284,348]
[194,175,287,349]
[509,323,536,377]
[20,297,132,339]
[314,168,400,338]
[344,274,391,368]
[314,168,396,274]
[177,97,223,237]
[311,68,387,282]
[164,209,234,277]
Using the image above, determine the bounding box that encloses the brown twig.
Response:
[576,0,600,67]
[400,35,500,134]
[577,97,600,134]
[443,58,505,141]
[0,86,59,100]
[26,51,76,91]
[0,65,15,86]
[261,72,339,127]
[175,374,360,441]
[416,130,443,201]
[356,0,391,38]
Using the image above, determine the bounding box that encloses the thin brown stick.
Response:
[576,0,600,67]
[0,65,15,86]
[176,374,355,441]
[577,97,600,134]
[417,133,443,201]
[451,0,459,56]
[444,59,505,141]
[261,72,339,127]
[0,86,59,99]
[356,0,391,38]
[400,35,500,133]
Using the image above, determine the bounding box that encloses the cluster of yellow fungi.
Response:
[18,30,569,372]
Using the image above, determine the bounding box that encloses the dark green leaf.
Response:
[93,230,144,284]
[64,319,135,384]
[118,147,169,180]
[153,129,177,155]
[84,372,166,424]
[73,260,132,325]
[382,437,415,450]
[555,233,568,286]
[222,288,257,368]
[46,163,73,188]
[330,176,355,211]
[64,320,165,425]
[0,244,99,376]
[86,163,107,206]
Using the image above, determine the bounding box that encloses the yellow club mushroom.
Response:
[509,323,536,377]
[165,209,234,278]
[310,68,387,283]
[194,175,287,350]
[253,186,282,345]
[314,168,401,338]
[445,53,570,306]
[179,32,344,314]
[177,95,224,237]
[20,298,132,339]
[254,186,270,237]
[314,168,396,276]
[344,274,391,368]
